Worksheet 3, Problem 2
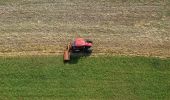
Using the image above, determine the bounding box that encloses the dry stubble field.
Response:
[0,0,170,57]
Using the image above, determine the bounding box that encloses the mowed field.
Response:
[0,56,169,99]
[0,0,170,57]
[0,1,170,99]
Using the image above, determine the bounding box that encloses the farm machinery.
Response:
[64,38,93,62]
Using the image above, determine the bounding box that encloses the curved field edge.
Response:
[0,55,170,100]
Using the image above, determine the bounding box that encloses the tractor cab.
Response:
[64,38,93,62]
[72,38,92,53]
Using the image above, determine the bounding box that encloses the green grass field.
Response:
[0,56,169,100]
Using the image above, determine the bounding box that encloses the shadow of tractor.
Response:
[64,53,91,64]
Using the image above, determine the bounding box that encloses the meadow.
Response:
[0,0,170,99]
[0,56,169,100]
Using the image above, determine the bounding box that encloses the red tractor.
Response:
[64,38,93,62]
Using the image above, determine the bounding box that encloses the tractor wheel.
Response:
[86,39,93,43]
[85,48,92,53]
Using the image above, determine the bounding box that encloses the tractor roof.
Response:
[74,38,86,46]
